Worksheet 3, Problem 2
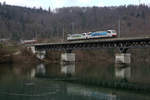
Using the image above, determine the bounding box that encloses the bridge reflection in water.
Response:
[34,63,76,78]
[34,62,148,84]
[36,64,46,76]
[115,64,131,80]
[0,64,149,100]
[67,85,117,100]
[61,63,75,76]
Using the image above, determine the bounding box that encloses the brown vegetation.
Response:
[12,47,39,65]
[0,43,39,64]
[0,4,150,40]
[0,46,12,64]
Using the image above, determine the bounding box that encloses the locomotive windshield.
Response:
[112,30,116,33]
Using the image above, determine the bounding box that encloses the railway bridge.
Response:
[31,37,150,65]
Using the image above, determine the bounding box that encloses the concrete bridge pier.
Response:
[61,49,75,64]
[35,50,46,60]
[61,50,75,77]
[29,46,46,60]
[115,48,131,66]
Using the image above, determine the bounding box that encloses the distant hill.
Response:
[0,3,150,40]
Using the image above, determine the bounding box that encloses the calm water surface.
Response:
[0,62,149,100]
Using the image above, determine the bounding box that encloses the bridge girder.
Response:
[33,37,150,51]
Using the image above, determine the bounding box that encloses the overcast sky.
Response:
[0,0,149,10]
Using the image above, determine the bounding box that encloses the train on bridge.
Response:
[67,30,117,41]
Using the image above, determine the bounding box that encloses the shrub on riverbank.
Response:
[0,43,39,64]
[0,46,12,64]
[12,47,39,64]
[44,51,62,63]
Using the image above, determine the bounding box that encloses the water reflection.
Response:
[29,63,46,78]
[28,64,46,79]
[0,64,149,100]
[115,65,131,80]
[61,63,75,76]
[30,68,36,79]
[36,63,46,76]
[67,85,117,100]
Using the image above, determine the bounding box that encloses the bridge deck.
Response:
[34,37,150,45]
[33,37,150,51]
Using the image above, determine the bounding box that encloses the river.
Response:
[0,62,149,100]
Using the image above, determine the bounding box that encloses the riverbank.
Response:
[1,43,148,65]
[12,47,39,65]
[0,43,39,65]
[0,44,13,64]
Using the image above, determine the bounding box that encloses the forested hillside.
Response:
[0,3,150,40]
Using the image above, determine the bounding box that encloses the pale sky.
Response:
[0,0,149,10]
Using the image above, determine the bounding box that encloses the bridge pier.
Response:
[28,46,46,60]
[61,50,75,76]
[115,48,131,66]
[36,50,46,60]
[30,46,36,54]
[61,50,75,64]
